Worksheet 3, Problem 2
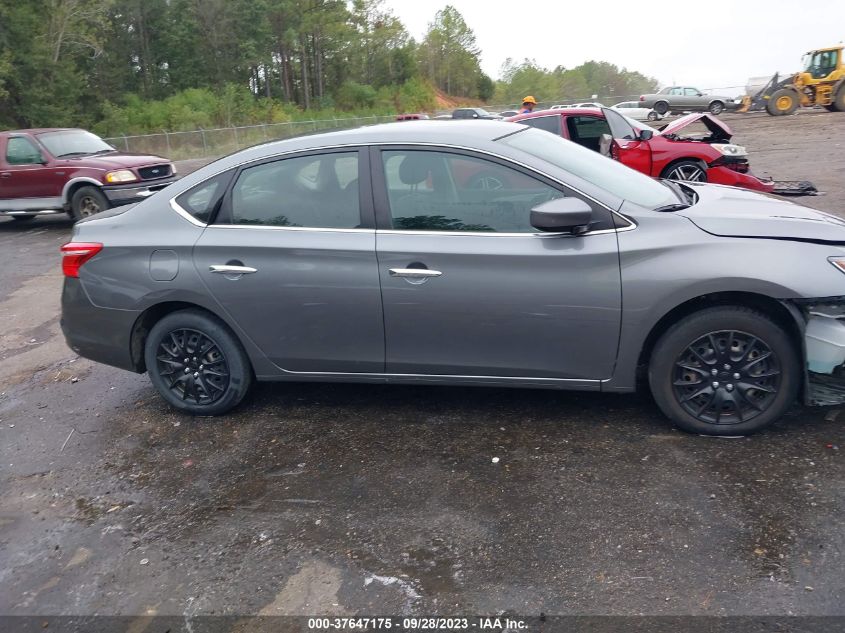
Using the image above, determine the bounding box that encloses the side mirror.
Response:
[638,129,654,141]
[530,197,593,234]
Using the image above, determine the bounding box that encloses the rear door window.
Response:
[175,171,233,224]
[229,152,361,228]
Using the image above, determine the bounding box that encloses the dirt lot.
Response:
[0,112,843,626]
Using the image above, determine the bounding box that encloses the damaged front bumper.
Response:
[795,299,845,406]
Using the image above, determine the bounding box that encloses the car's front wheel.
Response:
[70,186,110,222]
[144,309,253,415]
[662,160,708,183]
[649,307,800,435]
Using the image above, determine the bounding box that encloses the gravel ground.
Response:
[0,112,842,624]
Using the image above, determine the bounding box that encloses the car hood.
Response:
[658,113,732,141]
[677,183,845,243]
[60,152,170,169]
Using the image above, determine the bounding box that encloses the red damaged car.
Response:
[507,108,776,193]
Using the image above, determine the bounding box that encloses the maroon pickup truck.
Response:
[0,128,177,222]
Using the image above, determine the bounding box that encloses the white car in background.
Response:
[551,102,605,110]
[611,101,663,121]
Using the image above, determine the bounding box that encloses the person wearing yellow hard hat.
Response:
[520,96,537,114]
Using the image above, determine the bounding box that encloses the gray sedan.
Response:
[639,86,738,115]
[61,121,845,435]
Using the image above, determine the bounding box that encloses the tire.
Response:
[662,160,708,183]
[70,186,110,222]
[833,86,845,112]
[708,101,724,115]
[766,89,800,116]
[648,307,800,435]
[654,101,669,115]
[144,309,253,416]
[11,215,36,222]
[647,111,659,121]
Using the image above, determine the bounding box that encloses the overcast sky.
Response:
[384,0,845,95]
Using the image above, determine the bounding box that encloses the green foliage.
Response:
[335,81,378,110]
[494,58,659,106]
[0,0,658,136]
[418,5,485,98]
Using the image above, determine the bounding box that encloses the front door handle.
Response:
[0,172,11,179]
[388,268,442,279]
[209,264,258,275]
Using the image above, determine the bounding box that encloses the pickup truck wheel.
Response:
[649,307,800,436]
[70,186,110,222]
[653,101,669,115]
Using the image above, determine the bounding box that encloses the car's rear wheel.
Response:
[649,307,800,435]
[708,101,724,115]
[144,309,253,416]
[70,186,110,222]
[654,101,669,115]
[662,160,708,183]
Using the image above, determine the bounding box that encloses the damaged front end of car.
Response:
[791,298,845,406]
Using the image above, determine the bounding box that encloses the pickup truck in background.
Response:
[639,87,739,116]
[0,128,177,223]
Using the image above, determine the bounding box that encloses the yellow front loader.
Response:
[739,45,845,115]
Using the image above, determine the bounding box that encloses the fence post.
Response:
[163,130,171,155]
[233,126,239,149]
[121,134,129,151]
[262,124,268,140]
[199,128,208,156]
[312,119,318,131]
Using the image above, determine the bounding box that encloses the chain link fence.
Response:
[103,114,398,161]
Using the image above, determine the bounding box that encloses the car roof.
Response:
[508,108,604,120]
[198,120,526,171]
[1,128,81,136]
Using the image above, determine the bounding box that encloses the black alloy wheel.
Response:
[144,309,253,415]
[649,306,799,435]
[672,330,781,425]
[155,328,230,405]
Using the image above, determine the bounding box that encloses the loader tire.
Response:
[833,87,845,112]
[766,89,800,116]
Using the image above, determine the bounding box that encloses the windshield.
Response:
[37,130,114,157]
[500,127,679,209]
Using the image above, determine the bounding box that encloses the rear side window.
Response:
[520,115,561,135]
[230,152,360,228]
[6,137,43,165]
[175,171,232,224]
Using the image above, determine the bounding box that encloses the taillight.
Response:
[639,95,645,101]
[61,242,103,278]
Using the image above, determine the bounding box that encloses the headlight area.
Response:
[104,169,138,184]
[797,298,845,405]
[709,144,750,173]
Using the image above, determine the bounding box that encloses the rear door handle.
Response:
[388,268,442,278]
[209,264,258,274]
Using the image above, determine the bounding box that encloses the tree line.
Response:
[0,0,659,135]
